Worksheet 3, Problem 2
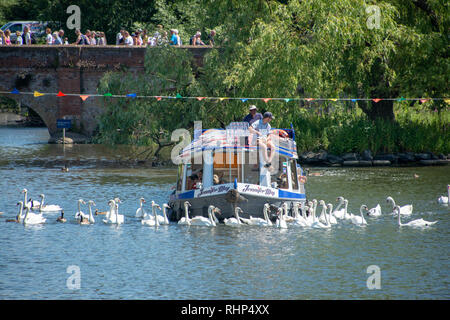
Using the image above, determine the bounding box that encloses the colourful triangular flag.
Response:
[176,93,182,99]
[34,91,45,97]
[397,97,405,102]
[372,98,382,103]
[218,98,226,102]
[57,91,66,97]
[240,98,248,103]
[419,98,429,103]
[103,93,112,97]
[11,88,19,94]
[196,97,206,101]
[329,98,338,101]
[156,96,162,101]
[351,99,357,102]
[126,93,137,98]
[444,99,450,105]
[284,99,291,103]
[79,95,89,101]
[262,98,271,103]
[306,98,314,101]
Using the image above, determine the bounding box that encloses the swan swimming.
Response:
[350,205,368,226]
[310,203,330,229]
[437,185,449,204]
[367,204,382,217]
[74,199,87,223]
[21,188,40,210]
[141,201,161,227]
[386,196,413,215]
[224,207,243,227]
[318,200,336,224]
[6,202,25,223]
[135,197,147,218]
[178,201,192,225]
[103,199,124,225]
[191,205,220,227]
[275,208,288,229]
[395,205,437,227]
[291,202,308,227]
[332,196,346,219]
[38,194,62,212]
[22,206,46,225]
[240,203,273,226]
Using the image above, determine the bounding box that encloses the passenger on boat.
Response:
[187,174,199,190]
[248,112,276,168]
[243,105,263,125]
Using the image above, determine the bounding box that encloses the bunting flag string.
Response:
[0,90,448,104]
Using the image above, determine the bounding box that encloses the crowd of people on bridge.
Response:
[0,24,216,47]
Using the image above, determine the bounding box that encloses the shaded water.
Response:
[0,127,449,299]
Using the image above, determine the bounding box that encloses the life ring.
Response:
[271,129,289,138]
[298,175,307,184]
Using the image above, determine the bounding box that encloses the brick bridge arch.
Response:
[0,45,210,140]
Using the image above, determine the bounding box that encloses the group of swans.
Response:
[140,200,170,227]
[177,201,220,227]
[21,189,62,212]
[6,201,46,225]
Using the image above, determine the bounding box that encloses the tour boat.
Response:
[168,122,307,221]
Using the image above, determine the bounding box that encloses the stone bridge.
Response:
[0,45,210,141]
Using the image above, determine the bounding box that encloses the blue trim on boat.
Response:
[278,189,306,199]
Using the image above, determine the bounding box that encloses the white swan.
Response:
[22,188,40,210]
[311,203,330,229]
[191,206,220,227]
[275,208,288,229]
[141,201,161,227]
[350,205,368,226]
[103,199,124,225]
[241,203,273,226]
[86,200,96,224]
[386,196,413,215]
[135,197,147,218]
[367,204,382,217]
[332,196,346,219]
[22,206,46,225]
[291,202,308,227]
[224,207,243,227]
[282,202,296,223]
[6,201,25,223]
[396,205,437,227]
[437,185,449,204]
[38,194,62,212]
[342,199,356,222]
[74,199,87,222]
[178,201,192,225]
[318,200,328,224]
[160,203,170,225]
[326,203,337,224]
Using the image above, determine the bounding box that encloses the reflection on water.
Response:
[0,127,449,299]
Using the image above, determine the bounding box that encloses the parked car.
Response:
[1,21,52,44]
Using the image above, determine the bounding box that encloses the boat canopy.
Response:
[176,122,298,163]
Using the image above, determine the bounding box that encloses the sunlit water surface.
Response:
[0,127,449,299]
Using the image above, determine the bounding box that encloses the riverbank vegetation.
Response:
[93,0,448,158]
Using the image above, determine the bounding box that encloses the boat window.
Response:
[290,160,299,190]
[184,163,202,190]
[242,151,259,185]
[271,157,290,189]
[213,150,241,184]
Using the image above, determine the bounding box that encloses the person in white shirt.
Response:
[23,26,32,45]
[248,112,276,168]
[124,31,133,46]
[15,31,23,45]
[45,28,53,45]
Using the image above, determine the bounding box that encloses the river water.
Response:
[0,127,449,299]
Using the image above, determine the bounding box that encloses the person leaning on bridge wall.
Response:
[207,30,216,46]
[15,31,23,45]
[4,29,11,45]
[23,26,31,45]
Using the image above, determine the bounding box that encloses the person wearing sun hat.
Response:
[243,105,263,125]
